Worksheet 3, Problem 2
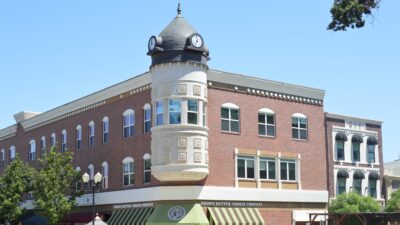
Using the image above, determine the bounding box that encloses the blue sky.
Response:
[0,1,399,162]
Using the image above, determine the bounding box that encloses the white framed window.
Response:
[10,146,16,162]
[1,149,5,161]
[221,103,240,133]
[102,161,109,189]
[169,99,181,124]
[123,109,135,138]
[259,158,276,180]
[155,100,164,126]
[369,179,377,198]
[237,156,255,179]
[187,99,199,125]
[292,113,308,140]
[203,103,207,126]
[336,140,345,161]
[76,125,82,150]
[88,121,95,147]
[280,160,296,181]
[29,140,36,161]
[143,154,151,184]
[61,130,67,153]
[143,103,152,133]
[88,164,94,180]
[353,178,362,194]
[258,108,275,137]
[122,157,134,186]
[103,117,109,144]
[351,134,363,162]
[75,167,81,191]
[51,133,56,147]
[40,136,46,157]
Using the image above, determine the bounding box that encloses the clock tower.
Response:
[147,7,210,182]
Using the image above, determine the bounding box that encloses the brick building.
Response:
[0,7,383,225]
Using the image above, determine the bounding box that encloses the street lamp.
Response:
[82,172,103,225]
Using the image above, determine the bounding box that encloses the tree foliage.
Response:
[0,156,35,225]
[32,146,81,225]
[328,0,380,31]
[329,192,381,225]
[385,188,400,212]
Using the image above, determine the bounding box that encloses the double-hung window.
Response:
[123,110,135,138]
[143,104,152,133]
[258,108,275,137]
[29,140,36,161]
[337,178,346,195]
[40,136,46,156]
[10,146,16,162]
[102,162,109,189]
[237,156,255,179]
[187,99,198,125]
[352,142,360,162]
[169,99,181,124]
[203,103,207,126]
[61,130,67,153]
[292,114,308,140]
[156,101,164,126]
[259,158,276,180]
[221,103,240,133]
[51,133,56,147]
[369,179,377,198]
[123,157,134,186]
[353,178,362,194]
[88,121,95,147]
[76,125,82,150]
[280,160,296,181]
[143,154,151,184]
[336,140,345,161]
[103,117,109,144]
[1,149,4,161]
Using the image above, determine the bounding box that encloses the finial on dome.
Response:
[177,0,182,15]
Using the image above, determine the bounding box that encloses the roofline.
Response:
[325,112,383,125]
[0,72,151,137]
[208,69,326,100]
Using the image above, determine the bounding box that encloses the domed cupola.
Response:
[147,6,210,67]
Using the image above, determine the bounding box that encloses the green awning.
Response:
[108,207,154,225]
[146,204,209,225]
[208,207,265,225]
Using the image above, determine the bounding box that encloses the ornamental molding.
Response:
[334,165,380,173]
[207,81,323,106]
[332,126,378,137]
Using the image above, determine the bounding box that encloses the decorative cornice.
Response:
[333,165,380,173]
[150,61,208,71]
[332,126,378,137]
[207,81,323,106]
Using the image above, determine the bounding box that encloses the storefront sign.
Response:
[200,201,263,207]
[168,206,186,220]
[113,202,154,209]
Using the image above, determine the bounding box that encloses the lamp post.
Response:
[82,172,103,225]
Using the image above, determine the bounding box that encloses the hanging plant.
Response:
[328,0,381,31]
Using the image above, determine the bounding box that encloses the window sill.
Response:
[292,138,308,142]
[258,135,276,139]
[237,178,256,181]
[281,180,297,183]
[221,131,241,135]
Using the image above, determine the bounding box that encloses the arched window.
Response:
[143,154,151,184]
[61,130,67,153]
[353,170,365,194]
[76,125,82,150]
[258,108,275,137]
[51,133,56,147]
[169,99,181,124]
[292,113,308,140]
[1,149,4,161]
[155,100,164,126]
[123,109,135,138]
[352,134,363,162]
[102,161,109,189]
[367,136,378,164]
[88,121,95,147]
[368,171,379,198]
[335,132,348,161]
[103,117,109,144]
[336,169,349,195]
[143,104,152,133]
[221,103,240,133]
[29,140,36,161]
[40,136,46,157]
[75,167,81,191]
[122,157,134,186]
[88,164,94,180]
[10,146,16,161]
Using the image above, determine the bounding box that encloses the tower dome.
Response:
[147,10,209,67]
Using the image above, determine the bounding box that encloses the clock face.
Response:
[191,34,203,48]
[148,37,156,51]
